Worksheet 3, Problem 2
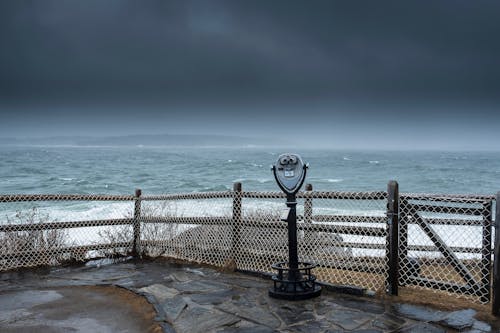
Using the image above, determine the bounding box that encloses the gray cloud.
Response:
[1,0,499,104]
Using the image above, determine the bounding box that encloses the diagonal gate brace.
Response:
[410,209,478,288]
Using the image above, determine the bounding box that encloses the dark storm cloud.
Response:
[1,0,499,105]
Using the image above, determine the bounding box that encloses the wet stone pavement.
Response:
[1,258,499,333]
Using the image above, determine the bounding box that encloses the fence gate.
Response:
[399,194,494,303]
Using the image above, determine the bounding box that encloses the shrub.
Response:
[97,200,180,258]
[1,207,71,268]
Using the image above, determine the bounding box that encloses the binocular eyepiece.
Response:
[279,155,298,166]
[272,153,307,195]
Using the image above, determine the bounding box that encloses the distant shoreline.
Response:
[0,133,279,148]
[0,144,499,153]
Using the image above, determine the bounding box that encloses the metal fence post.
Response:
[232,182,242,265]
[386,180,399,295]
[133,189,142,258]
[493,192,500,315]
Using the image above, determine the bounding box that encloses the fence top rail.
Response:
[241,191,387,200]
[0,191,495,203]
[401,193,495,202]
[241,191,286,198]
[141,191,234,201]
[300,191,387,200]
[0,194,135,203]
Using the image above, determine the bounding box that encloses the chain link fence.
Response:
[0,186,498,307]
[0,194,135,271]
[298,190,388,293]
[399,193,495,304]
[139,191,234,265]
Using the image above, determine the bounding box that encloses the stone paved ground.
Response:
[1,258,499,332]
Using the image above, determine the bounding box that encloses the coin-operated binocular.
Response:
[273,154,307,196]
[269,153,321,300]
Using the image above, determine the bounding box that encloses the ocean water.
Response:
[0,146,499,195]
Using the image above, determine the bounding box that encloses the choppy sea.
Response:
[1,146,499,195]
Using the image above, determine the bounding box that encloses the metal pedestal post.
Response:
[269,193,321,300]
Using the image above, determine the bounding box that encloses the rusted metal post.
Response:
[133,189,142,258]
[386,180,399,295]
[492,192,500,315]
[232,182,242,265]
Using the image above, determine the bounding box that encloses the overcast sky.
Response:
[0,0,499,149]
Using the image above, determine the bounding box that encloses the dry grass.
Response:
[315,267,386,292]
[382,287,500,323]
[417,259,483,283]
[316,262,498,323]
